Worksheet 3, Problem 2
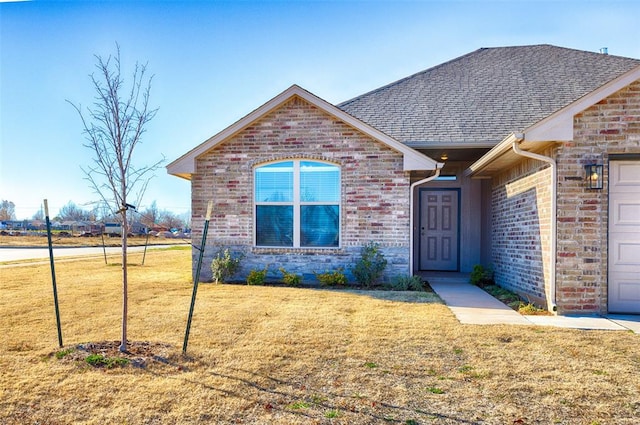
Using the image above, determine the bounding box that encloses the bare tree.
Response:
[0,200,16,220]
[180,210,192,230]
[158,209,185,230]
[32,206,45,221]
[141,200,160,229]
[58,201,92,221]
[69,45,162,352]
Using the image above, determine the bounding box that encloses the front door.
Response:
[419,189,459,271]
[608,161,640,314]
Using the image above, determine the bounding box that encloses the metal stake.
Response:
[101,231,108,264]
[141,228,150,266]
[44,199,63,348]
[183,201,213,354]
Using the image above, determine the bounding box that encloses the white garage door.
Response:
[608,161,640,314]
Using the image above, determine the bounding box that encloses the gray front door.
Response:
[419,189,459,271]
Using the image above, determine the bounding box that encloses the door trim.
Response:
[607,159,640,314]
[418,188,461,272]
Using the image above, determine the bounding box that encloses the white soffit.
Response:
[167,85,442,180]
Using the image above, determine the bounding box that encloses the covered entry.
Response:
[608,160,640,314]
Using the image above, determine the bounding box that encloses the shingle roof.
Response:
[338,45,640,145]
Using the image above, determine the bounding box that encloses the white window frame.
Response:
[254,159,341,248]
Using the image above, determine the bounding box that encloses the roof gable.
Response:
[168,85,441,179]
[338,45,640,146]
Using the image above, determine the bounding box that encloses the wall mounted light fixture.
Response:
[584,163,604,190]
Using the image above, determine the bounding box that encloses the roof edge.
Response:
[466,64,640,177]
[525,64,640,142]
[167,85,442,179]
[338,47,487,108]
[464,133,523,177]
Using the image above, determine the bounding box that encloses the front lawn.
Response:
[1,249,638,424]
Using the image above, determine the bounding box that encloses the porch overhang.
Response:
[464,133,557,178]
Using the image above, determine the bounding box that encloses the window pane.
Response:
[256,205,293,246]
[300,161,340,202]
[255,162,293,202]
[300,205,339,247]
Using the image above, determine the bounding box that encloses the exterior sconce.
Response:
[584,164,603,190]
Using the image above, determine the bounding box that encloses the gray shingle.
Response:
[338,45,640,144]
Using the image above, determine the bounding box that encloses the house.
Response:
[103,220,147,236]
[168,44,640,315]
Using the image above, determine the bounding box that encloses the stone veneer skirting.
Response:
[194,244,410,284]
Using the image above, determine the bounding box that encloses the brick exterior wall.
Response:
[190,96,412,283]
[491,157,553,308]
[555,80,640,314]
[491,80,640,314]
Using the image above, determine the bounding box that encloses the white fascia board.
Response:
[404,154,444,170]
[525,65,640,142]
[167,86,304,179]
[464,133,523,176]
[404,141,496,149]
[301,91,444,171]
[290,86,442,171]
[167,85,442,179]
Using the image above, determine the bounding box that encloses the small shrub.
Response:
[314,268,347,287]
[389,275,424,291]
[279,267,302,286]
[483,284,521,306]
[85,354,105,367]
[470,264,494,286]
[55,348,75,359]
[247,268,268,285]
[518,302,548,315]
[352,242,387,288]
[211,249,243,283]
[85,354,129,368]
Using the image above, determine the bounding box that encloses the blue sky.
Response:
[1,0,639,219]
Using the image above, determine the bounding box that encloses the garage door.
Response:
[608,161,640,314]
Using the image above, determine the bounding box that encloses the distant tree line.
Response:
[0,199,189,230]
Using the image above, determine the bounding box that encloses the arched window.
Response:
[254,160,340,247]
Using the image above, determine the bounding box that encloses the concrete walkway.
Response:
[428,278,640,333]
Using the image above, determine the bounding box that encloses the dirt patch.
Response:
[52,340,192,371]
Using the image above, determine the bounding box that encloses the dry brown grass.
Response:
[0,234,188,247]
[1,249,639,424]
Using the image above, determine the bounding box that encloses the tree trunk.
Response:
[119,210,128,352]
